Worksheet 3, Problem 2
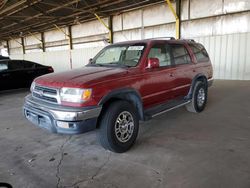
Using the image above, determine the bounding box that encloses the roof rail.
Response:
[149,37,176,40]
[182,38,196,42]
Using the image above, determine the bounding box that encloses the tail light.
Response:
[48,67,54,72]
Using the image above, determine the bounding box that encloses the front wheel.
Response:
[98,101,139,153]
[186,81,207,113]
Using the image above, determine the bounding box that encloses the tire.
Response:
[186,81,207,113]
[98,100,139,153]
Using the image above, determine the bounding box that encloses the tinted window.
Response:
[148,44,171,67]
[189,43,209,63]
[23,61,36,69]
[171,44,191,65]
[8,61,24,70]
[0,61,8,71]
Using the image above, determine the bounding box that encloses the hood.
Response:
[35,66,128,88]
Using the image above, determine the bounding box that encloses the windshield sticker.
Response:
[127,46,144,51]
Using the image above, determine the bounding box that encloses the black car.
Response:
[0,55,10,60]
[0,59,54,91]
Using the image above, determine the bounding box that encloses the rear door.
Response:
[7,60,27,89]
[168,43,194,98]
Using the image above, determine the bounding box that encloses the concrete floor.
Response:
[0,80,250,188]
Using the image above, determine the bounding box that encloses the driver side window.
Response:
[148,44,171,67]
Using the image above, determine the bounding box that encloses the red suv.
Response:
[23,38,213,153]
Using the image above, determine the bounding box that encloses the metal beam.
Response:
[68,25,73,50]
[176,0,181,38]
[21,37,25,54]
[165,0,180,39]
[6,40,10,55]
[41,32,45,52]
[94,13,112,43]
[108,16,113,44]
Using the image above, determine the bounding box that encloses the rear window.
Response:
[171,44,192,65]
[189,43,209,63]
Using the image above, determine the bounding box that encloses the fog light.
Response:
[57,121,70,129]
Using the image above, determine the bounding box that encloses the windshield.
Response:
[91,44,145,67]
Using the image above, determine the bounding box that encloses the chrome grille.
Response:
[32,85,60,104]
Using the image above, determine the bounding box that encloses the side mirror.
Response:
[89,58,93,64]
[147,58,160,69]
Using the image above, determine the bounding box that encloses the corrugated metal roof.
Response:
[0,0,165,40]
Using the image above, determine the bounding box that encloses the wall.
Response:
[6,0,250,80]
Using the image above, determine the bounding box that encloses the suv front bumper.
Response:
[23,95,102,134]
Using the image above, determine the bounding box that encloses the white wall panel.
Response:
[71,47,103,69]
[123,10,142,30]
[113,14,122,32]
[144,24,175,39]
[114,29,142,42]
[44,27,68,42]
[224,0,250,13]
[195,32,250,80]
[143,3,175,27]
[25,34,41,46]
[190,0,223,19]
[72,19,109,38]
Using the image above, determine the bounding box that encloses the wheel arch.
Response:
[186,74,208,99]
[98,88,144,121]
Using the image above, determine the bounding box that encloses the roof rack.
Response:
[149,37,176,40]
[181,38,196,42]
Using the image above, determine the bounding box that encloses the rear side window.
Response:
[171,44,191,65]
[23,61,36,69]
[8,61,24,70]
[148,44,172,67]
[189,43,209,63]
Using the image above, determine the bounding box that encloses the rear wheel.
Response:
[186,81,207,113]
[98,101,139,153]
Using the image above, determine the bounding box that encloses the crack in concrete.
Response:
[56,136,72,188]
[65,151,111,188]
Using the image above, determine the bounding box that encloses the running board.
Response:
[151,101,191,118]
[144,100,191,120]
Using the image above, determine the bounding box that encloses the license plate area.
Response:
[25,110,52,131]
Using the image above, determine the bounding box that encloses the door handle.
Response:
[170,73,174,77]
[193,69,196,72]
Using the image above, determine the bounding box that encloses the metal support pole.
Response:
[6,40,10,56]
[68,25,73,50]
[108,16,113,44]
[41,32,45,52]
[54,24,73,69]
[165,0,181,39]
[21,37,25,54]
[94,13,113,43]
[176,0,181,38]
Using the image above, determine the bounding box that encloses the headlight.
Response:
[30,82,35,92]
[59,88,92,103]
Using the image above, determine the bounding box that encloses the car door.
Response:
[7,60,27,89]
[22,60,39,87]
[141,42,176,109]
[168,43,194,98]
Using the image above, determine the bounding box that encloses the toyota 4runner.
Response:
[23,38,213,153]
